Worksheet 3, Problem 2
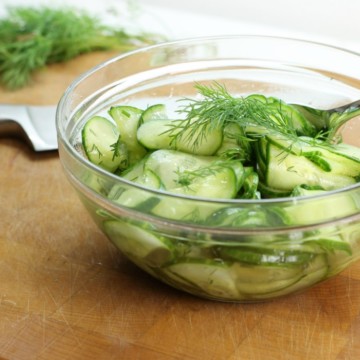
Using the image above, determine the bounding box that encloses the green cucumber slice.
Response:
[137,118,223,156]
[263,138,357,192]
[108,169,161,211]
[288,185,359,224]
[247,254,329,300]
[145,149,240,199]
[104,220,174,267]
[109,106,147,164]
[246,94,317,136]
[81,115,126,172]
[166,259,240,300]
[141,103,167,123]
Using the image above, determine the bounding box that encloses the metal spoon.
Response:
[291,99,360,142]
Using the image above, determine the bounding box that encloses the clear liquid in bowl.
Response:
[60,37,360,302]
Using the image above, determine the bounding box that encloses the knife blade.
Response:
[0,104,58,151]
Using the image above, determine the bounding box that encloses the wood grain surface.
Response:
[1,52,360,360]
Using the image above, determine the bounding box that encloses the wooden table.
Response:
[1,53,360,360]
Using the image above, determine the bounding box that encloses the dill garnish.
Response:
[167,82,300,149]
[0,6,163,89]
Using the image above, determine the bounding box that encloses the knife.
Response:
[0,104,58,151]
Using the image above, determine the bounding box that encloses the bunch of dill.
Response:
[0,6,163,90]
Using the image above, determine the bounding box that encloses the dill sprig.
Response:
[110,136,128,170]
[168,82,299,148]
[110,136,122,161]
[0,6,164,90]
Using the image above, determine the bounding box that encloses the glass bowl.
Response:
[56,35,360,302]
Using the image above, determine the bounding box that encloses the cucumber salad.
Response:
[80,82,360,301]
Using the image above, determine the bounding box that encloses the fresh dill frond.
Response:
[110,136,129,170]
[169,82,299,149]
[110,136,122,160]
[0,6,164,89]
[91,144,103,159]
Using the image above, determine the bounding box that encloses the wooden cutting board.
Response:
[1,53,360,360]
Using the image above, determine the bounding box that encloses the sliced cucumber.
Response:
[219,245,316,266]
[109,169,162,210]
[171,166,237,199]
[207,206,289,228]
[136,169,163,189]
[144,149,240,198]
[120,155,148,181]
[137,119,175,150]
[137,118,223,156]
[141,103,167,123]
[246,254,328,300]
[104,220,174,267]
[239,167,260,199]
[215,122,251,160]
[246,94,317,136]
[82,115,126,172]
[325,226,360,276]
[151,197,217,222]
[260,137,357,193]
[165,259,240,300]
[289,185,360,224]
[230,260,307,296]
[109,105,147,164]
[144,149,213,188]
